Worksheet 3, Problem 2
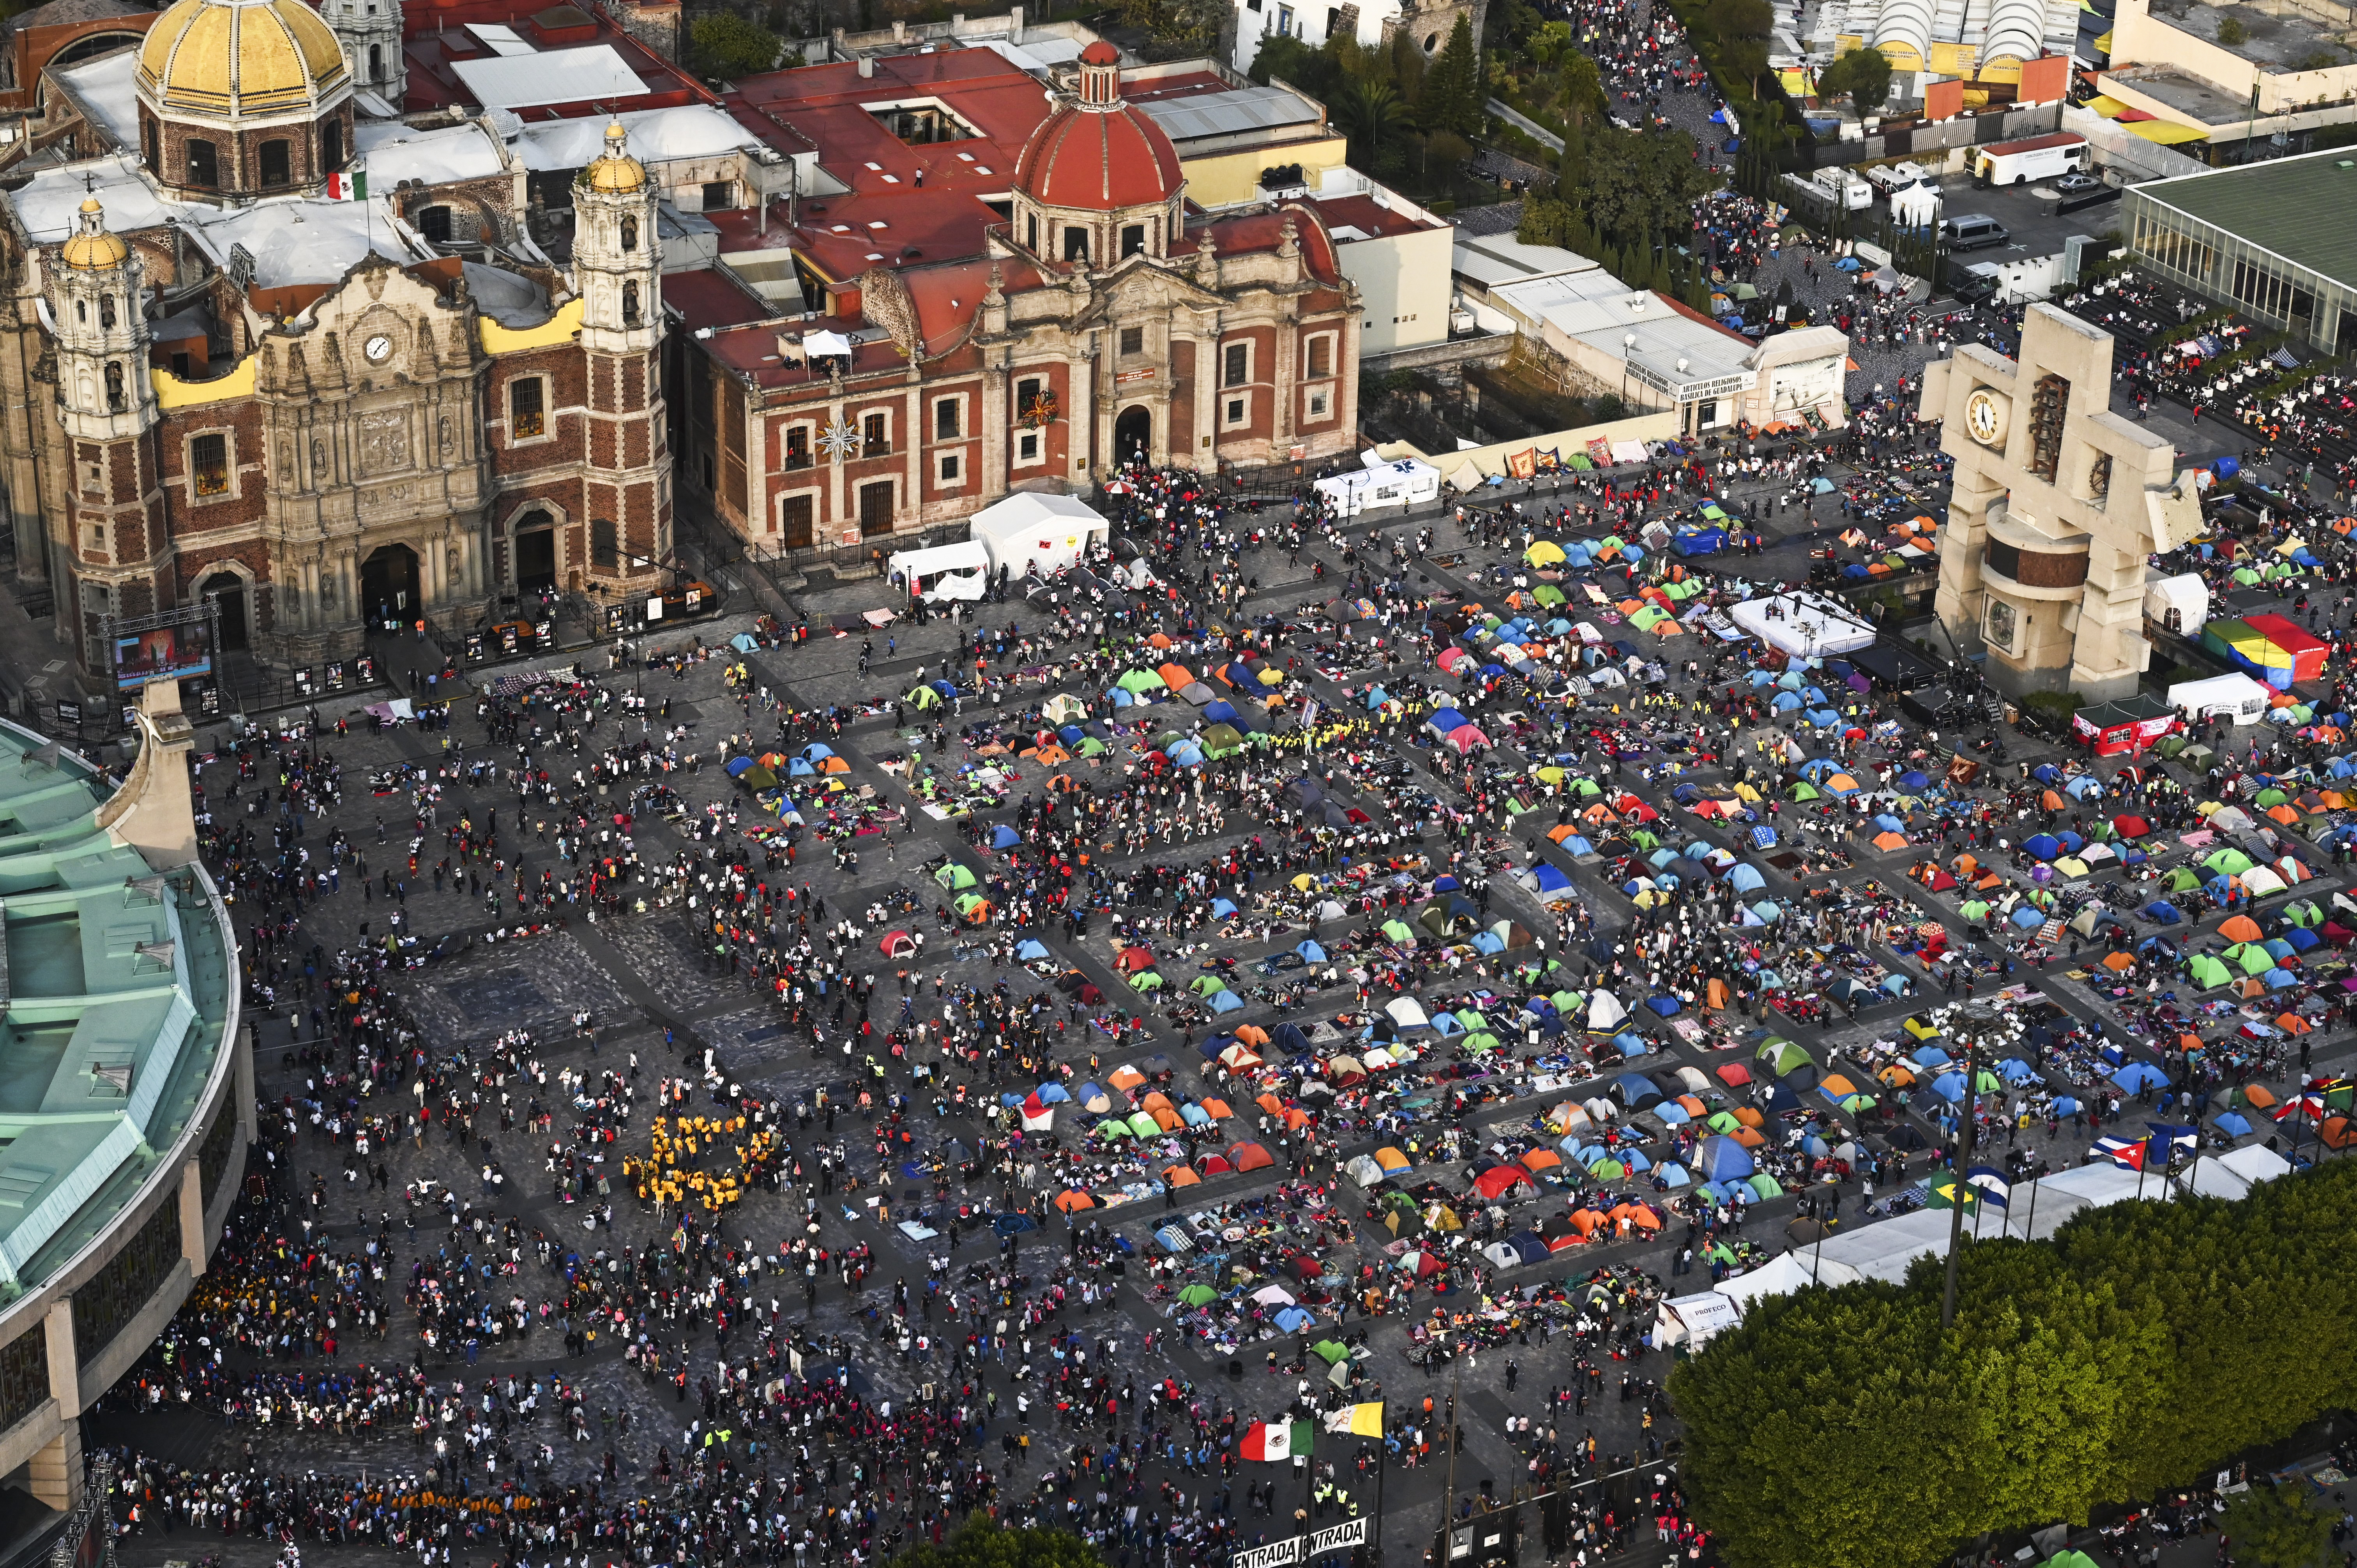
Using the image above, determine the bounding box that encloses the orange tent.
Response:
[1156,663,1194,690]
[1520,1149,1562,1172]
[1569,1209,1607,1235]
[1228,1141,1276,1172]
[1141,1091,1174,1112]
[2218,915,2263,943]
[1053,1189,1095,1212]
[2276,1014,2313,1035]
[2243,1084,2279,1109]
[2100,952,2134,972]
[1256,1093,1285,1116]
[1732,1106,1765,1128]
[1707,977,1730,1010]
[1821,1074,1860,1099]
[1107,1065,1146,1091]
[1147,632,1175,649]
[1872,831,1909,851]
[1235,1024,1272,1046]
[1200,1098,1233,1119]
[1163,1165,1201,1186]
[1730,1125,1767,1148]
[1548,824,1582,844]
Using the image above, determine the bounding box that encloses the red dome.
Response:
[1013,56,1182,212]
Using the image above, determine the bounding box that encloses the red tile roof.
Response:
[1013,99,1181,212]
[1310,192,1442,242]
[663,266,774,334]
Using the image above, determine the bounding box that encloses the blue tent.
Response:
[1645,994,1680,1017]
[726,756,755,777]
[2141,901,2182,924]
[2214,1111,2253,1136]
[1612,1073,1663,1106]
[1430,708,1472,734]
[2024,833,2063,861]
[1929,1071,1969,1103]
[1035,1082,1071,1104]
[1296,940,1327,962]
[1208,989,1245,1014]
[1898,770,1931,790]
[1204,701,1239,724]
[1364,687,1391,711]
[802,743,836,761]
[1016,939,1050,959]
[1559,834,1595,856]
[1694,1135,1754,1181]
[2113,1062,2168,1093]
[1532,863,1573,893]
[992,823,1022,848]
[2010,906,2047,928]
[1210,897,1239,917]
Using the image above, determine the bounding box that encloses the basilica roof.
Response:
[136,0,349,119]
[1010,42,1182,214]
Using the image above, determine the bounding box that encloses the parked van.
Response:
[1971,132,2088,187]
[1940,214,2009,251]
[1865,160,1931,198]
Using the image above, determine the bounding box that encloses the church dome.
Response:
[582,121,647,194]
[60,199,129,270]
[1011,42,1181,213]
[138,0,350,119]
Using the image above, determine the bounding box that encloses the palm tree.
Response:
[1335,79,1411,162]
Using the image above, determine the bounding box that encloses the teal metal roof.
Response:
[0,728,233,1296]
[2134,152,2357,294]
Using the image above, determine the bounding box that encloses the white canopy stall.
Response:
[885,540,990,602]
[2167,672,2272,726]
[1313,457,1442,517]
[968,493,1109,579]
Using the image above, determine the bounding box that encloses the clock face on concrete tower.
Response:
[1964,388,2007,446]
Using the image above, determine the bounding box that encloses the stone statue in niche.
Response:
[311,438,327,478]
[438,417,452,458]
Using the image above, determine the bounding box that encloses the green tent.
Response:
[1202,723,1244,756]
[2163,867,2203,892]
[1382,919,1415,942]
[1311,1340,1352,1365]
[1177,1284,1217,1306]
[2255,788,2290,807]
[905,685,941,710]
[955,892,990,916]
[1126,1111,1161,1138]
[1706,1110,1744,1134]
[1118,669,1166,693]
[1190,974,1228,996]
[1746,1174,1784,1199]
[1078,736,1108,756]
[1590,1157,1627,1179]
[1130,971,1164,992]
[742,766,777,791]
[2203,847,2256,876]
[2226,942,2276,976]
[936,863,978,890]
[1756,1038,1814,1075]
[1464,1032,1501,1053]
[1959,899,1991,922]
[2187,952,2233,989]
[1096,1118,1131,1139]
[1788,782,1822,802]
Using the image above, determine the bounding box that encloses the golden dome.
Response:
[60,198,129,271]
[138,0,350,119]
[582,121,647,193]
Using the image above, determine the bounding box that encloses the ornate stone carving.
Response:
[358,409,410,475]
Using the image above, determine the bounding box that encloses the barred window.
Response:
[191,433,228,496]
[511,378,545,440]
[198,1105,240,1208]
[0,1331,44,1433]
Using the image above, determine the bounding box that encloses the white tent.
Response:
[1802,1207,1954,1282]
[2143,571,2209,636]
[1999,1160,2160,1240]
[1313,457,1442,517]
[885,539,990,601]
[1726,592,1877,659]
[1714,1249,1863,1308]
[2180,1144,2293,1200]
[2167,671,2272,726]
[1654,1291,1742,1351]
[968,492,1109,579]
[1587,991,1627,1030]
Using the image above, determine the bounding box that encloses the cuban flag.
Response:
[2092,1136,2148,1171]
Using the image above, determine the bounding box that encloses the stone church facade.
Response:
[0,0,671,694]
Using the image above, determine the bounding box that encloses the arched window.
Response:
[368,42,382,78]
[620,215,638,251]
[186,138,218,189]
[418,206,452,244]
[74,300,86,324]
[98,295,114,329]
[103,362,123,411]
[622,280,640,325]
[321,118,343,173]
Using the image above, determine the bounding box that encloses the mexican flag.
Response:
[1239,1419,1315,1462]
[325,171,368,202]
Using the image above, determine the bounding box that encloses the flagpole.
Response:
[1373,1414,1388,1568]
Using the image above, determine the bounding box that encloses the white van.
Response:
[1866,160,1931,198]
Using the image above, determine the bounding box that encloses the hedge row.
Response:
[1668,1157,2357,1568]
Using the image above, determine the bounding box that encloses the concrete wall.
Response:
[1337,218,1454,356]
[2105,0,2357,116]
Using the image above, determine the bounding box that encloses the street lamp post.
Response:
[1941,1001,2000,1331]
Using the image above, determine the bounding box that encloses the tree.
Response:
[1248,31,1332,92]
[1816,44,1892,111]
[1334,78,1411,162]
[686,11,781,80]
[1583,125,1715,253]
[1557,51,1604,132]
[2220,1486,2333,1568]
[1418,14,1483,137]
[889,1521,1109,1568]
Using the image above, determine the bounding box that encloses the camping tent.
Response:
[1712,1250,1862,1308]
[967,491,1110,578]
[1652,1291,1742,1351]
